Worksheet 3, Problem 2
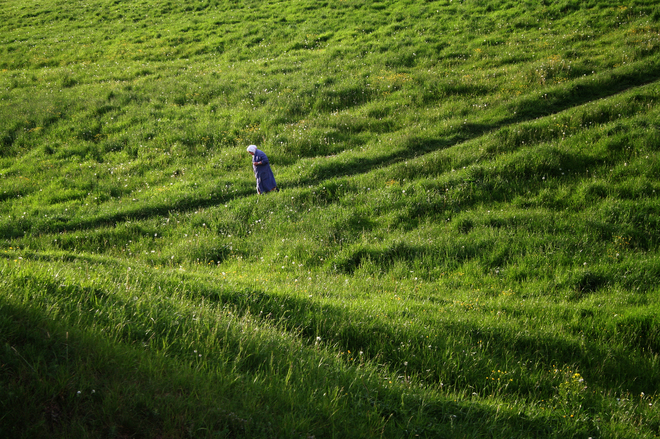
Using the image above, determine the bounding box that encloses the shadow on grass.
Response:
[0,298,276,438]
[288,58,660,188]
[0,184,255,240]
[3,60,658,243]
[0,272,587,439]
[502,58,660,123]
[173,271,660,401]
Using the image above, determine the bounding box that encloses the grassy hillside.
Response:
[1,0,660,437]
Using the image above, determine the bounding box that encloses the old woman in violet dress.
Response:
[247,145,278,194]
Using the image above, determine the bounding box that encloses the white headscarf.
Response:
[247,145,257,154]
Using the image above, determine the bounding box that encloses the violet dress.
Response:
[252,148,277,194]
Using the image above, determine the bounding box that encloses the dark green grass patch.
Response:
[2,0,660,437]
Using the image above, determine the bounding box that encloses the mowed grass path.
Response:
[1,0,660,437]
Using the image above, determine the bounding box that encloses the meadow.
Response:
[1,0,660,437]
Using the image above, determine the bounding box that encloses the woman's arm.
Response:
[253,154,269,166]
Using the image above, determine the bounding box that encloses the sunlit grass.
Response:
[1,0,660,437]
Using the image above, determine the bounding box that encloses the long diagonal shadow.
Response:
[170,269,660,399]
[0,295,573,437]
[3,59,658,240]
[0,184,256,239]
[288,58,660,188]
[5,252,655,399]
[3,262,645,437]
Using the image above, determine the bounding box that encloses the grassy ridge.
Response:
[2,0,660,437]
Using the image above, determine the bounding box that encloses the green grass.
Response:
[1,0,660,437]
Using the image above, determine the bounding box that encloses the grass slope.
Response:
[1,0,660,437]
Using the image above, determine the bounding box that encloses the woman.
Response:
[247,145,278,194]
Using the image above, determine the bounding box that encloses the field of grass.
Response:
[1,0,660,437]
